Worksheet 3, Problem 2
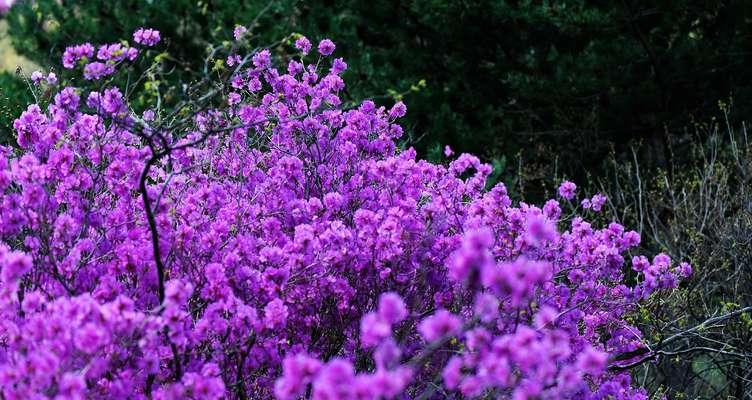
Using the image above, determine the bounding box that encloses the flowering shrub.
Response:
[0,28,690,399]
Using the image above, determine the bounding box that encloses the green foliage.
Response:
[5,0,752,181]
[0,71,32,144]
[2,0,750,202]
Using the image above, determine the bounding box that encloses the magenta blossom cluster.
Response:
[133,28,161,47]
[62,37,145,80]
[1,31,688,399]
[30,70,57,86]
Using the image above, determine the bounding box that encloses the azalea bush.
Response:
[0,28,696,399]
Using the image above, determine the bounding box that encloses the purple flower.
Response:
[442,356,463,389]
[52,86,79,113]
[523,213,557,246]
[373,338,402,368]
[1,30,691,399]
[263,298,289,329]
[252,49,272,69]
[317,38,336,56]
[233,25,248,41]
[360,312,391,347]
[377,292,408,325]
[0,0,14,14]
[447,227,494,283]
[133,27,161,46]
[62,43,94,69]
[142,109,156,121]
[388,101,407,119]
[227,54,242,67]
[74,322,109,354]
[590,193,608,212]
[473,293,499,322]
[83,62,115,80]
[1,251,32,282]
[330,58,348,74]
[228,92,241,105]
[576,347,608,376]
[58,373,86,397]
[311,359,355,399]
[295,36,312,55]
[275,354,322,400]
[418,309,461,342]
[533,306,558,329]
[30,71,44,85]
[46,72,58,85]
[677,262,693,278]
[558,180,577,200]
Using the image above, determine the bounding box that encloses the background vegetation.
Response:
[5,1,752,179]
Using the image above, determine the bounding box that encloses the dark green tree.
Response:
[4,0,752,182]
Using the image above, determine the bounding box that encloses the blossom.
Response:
[317,38,336,56]
[442,356,463,389]
[330,58,347,74]
[677,262,693,278]
[227,54,242,67]
[558,180,577,200]
[30,71,44,85]
[233,25,248,41]
[377,292,408,324]
[388,101,407,119]
[133,27,161,46]
[62,43,94,68]
[360,312,391,347]
[264,298,289,329]
[252,49,271,69]
[228,92,241,105]
[1,251,32,282]
[143,109,156,121]
[418,310,462,342]
[295,36,312,55]
[591,193,608,212]
[74,322,108,354]
[576,347,608,376]
[83,62,115,80]
[46,72,58,85]
[275,354,322,400]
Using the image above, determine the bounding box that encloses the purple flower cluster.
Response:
[29,71,57,86]
[96,43,139,63]
[233,25,248,41]
[558,180,577,200]
[62,28,156,81]
[582,193,607,212]
[0,32,690,399]
[295,36,312,55]
[133,27,161,46]
[62,43,95,69]
[318,39,336,56]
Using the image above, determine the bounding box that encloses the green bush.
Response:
[0,71,33,143]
